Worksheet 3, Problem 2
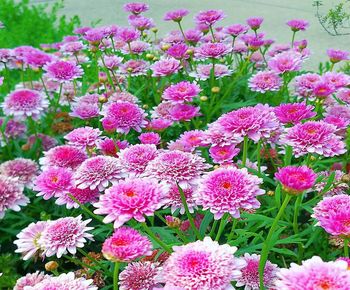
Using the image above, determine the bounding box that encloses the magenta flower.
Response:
[117,27,141,42]
[268,51,303,73]
[120,59,149,76]
[178,130,207,149]
[164,9,189,22]
[94,178,166,227]
[197,42,230,58]
[275,256,350,290]
[322,72,350,89]
[43,60,83,83]
[151,57,181,77]
[64,127,101,149]
[148,118,173,131]
[313,194,350,237]
[191,63,232,80]
[121,40,150,54]
[209,144,240,164]
[246,16,264,30]
[123,2,149,15]
[14,272,48,290]
[166,43,189,59]
[128,15,154,31]
[195,167,264,219]
[236,253,278,290]
[60,41,85,55]
[274,102,316,124]
[275,166,316,195]
[327,49,349,63]
[184,29,203,44]
[294,73,322,97]
[163,81,201,103]
[102,227,152,262]
[249,71,282,93]
[224,24,249,36]
[160,237,246,289]
[74,156,125,191]
[281,121,346,157]
[2,89,48,120]
[55,186,99,209]
[99,55,123,70]
[138,132,161,145]
[312,81,335,98]
[286,19,309,31]
[39,215,93,258]
[22,49,53,69]
[194,10,226,26]
[169,104,200,122]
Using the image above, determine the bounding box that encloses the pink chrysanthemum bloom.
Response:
[2,89,49,120]
[120,59,148,76]
[162,81,201,104]
[0,118,26,140]
[24,272,97,290]
[274,102,316,124]
[102,101,147,134]
[313,194,350,237]
[38,215,93,258]
[195,167,264,219]
[14,221,47,260]
[312,81,335,98]
[248,71,282,93]
[0,158,38,188]
[275,256,350,290]
[169,104,201,122]
[138,132,161,145]
[164,183,197,214]
[94,178,166,227]
[184,29,203,44]
[99,55,123,70]
[143,150,211,186]
[286,19,309,31]
[108,91,140,104]
[294,73,321,97]
[151,57,181,77]
[197,42,231,59]
[55,186,99,209]
[70,102,99,120]
[314,170,349,196]
[164,9,189,22]
[119,261,161,290]
[194,10,226,26]
[327,49,349,63]
[96,138,128,157]
[128,15,155,31]
[117,27,141,42]
[268,51,303,73]
[102,227,152,262]
[324,115,350,131]
[191,64,232,80]
[34,167,73,200]
[178,130,207,149]
[322,72,350,89]
[60,41,85,55]
[122,40,150,54]
[0,175,27,219]
[118,144,158,176]
[74,156,125,191]
[148,118,173,131]
[224,24,249,36]
[28,133,58,151]
[209,144,240,164]
[123,2,149,15]
[337,257,350,269]
[281,121,346,157]
[39,145,87,170]
[275,166,316,195]
[246,16,264,30]
[216,104,280,142]
[43,60,83,83]
[159,237,246,289]
[14,271,48,290]
[22,49,53,69]
[236,253,278,290]
[167,140,193,152]
[64,127,101,149]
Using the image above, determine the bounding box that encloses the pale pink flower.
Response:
[209,144,240,164]
[164,9,189,22]
[164,183,197,214]
[151,58,181,77]
[196,42,230,58]
[191,64,232,80]
[138,132,161,145]
[128,15,155,31]
[327,49,349,63]
[55,186,99,209]
[64,127,101,148]
[14,272,48,290]
[286,19,309,31]
[249,71,282,93]
[121,40,150,54]
[120,59,148,76]
[268,51,303,73]
[224,24,249,36]
[194,10,226,26]
[294,73,321,97]
[43,60,83,83]
[123,2,149,15]
[246,17,264,30]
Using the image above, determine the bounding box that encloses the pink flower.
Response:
[195,167,264,219]
[164,9,189,22]
[119,261,161,290]
[166,43,189,59]
[246,17,264,30]
[224,24,249,36]
[197,42,230,58]
[286,19,309,31]
[97,138,128,157]
[40,145,87,170]
[39,215,93,258]
[314,170,349,196]
[14,221,47,260]
[14,272,48,290]
[34,167,73,200]
[70,102,100,120]
[143,150,211,186]
[169,104,200,122]
[178,130,207,149]
[123,2,149,15]
[312,81,335,98]
[236,253,278,290]
[268,51,303,73]
[294,73,322,97]
[322,72,350,89]
[122,40,150,54]
[102,101,147,134]
[209,144,240,164]
[151,58,181,77]
[128,15,155,31]
[274,102,316,124]
[0,175,27,219]
[99,55,123,70]
[163,81,201,103]
[191,64,232,80]
[83,27,106,44]
[94,178,166,227]
[327,49,349,63]
[138,132,161,145]
[148,118,173,131]
[74,156,125,191]
[184,29,203,44]
[0,158,38,188]
[102,227,152,262]
[60,41,85,55]
[28,133,57,151]
[249,71,282,93]
[55,186,99,209]
[275,256,350,290]
[275,166,316,195]
[119,144,158,175]
[313,194,350,237]
[43,60,83,83]
[64,127,101,148]
[120,59,148,76]
[117,27,141,42]
[160,237,245,289]
[2,89,48,120]
[22,49,53,69]
[194,10,226,26]
[281,121,346,157]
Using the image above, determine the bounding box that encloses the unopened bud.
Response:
[186,49,194,56]
[341,174,350,183]
[45,261,59,272]
[214,165,220,169]
[151,27,158,33]
[21,144,30,151]
[211,86,220,93]
[267,190,275,196]
[161,44,171,51]
[165,216,182,228]
[98,96,107,103]
[146,53,154,60]
[200,96,208,101]
[142,104,149,109]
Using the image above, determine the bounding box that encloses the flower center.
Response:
[222,181,232,189]
[124,189,136,197]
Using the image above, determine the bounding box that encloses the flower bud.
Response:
[200,96,208,102]
[211,86,220,93]
[165,216,182,228]
[45,261,59,272]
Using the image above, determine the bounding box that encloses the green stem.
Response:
[242,136,249,167]
[141,222,172,253]
[215,213,229,241]
[257,140,262,174]
[113,261,119,290]
[209,220,218,238]
[226,219,238,242]
[344,238,349,257]
[209,25,216,42]
[177,183,202,240]
[177,21,188,44]
[259,194,292,290]
[293,194,304,263]
[291,31,296,48]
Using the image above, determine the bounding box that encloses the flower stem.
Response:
[209,25,216,42]
[113,261,119,290]
[177,183,202,240]
[257,140,262,174]
[242,136,249,167]
[215,213,229,241]
[226,219,238,242]
[141,222,172,253]
[259,194,292,290]
[291,31,296,48]
[344,238,349,257]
